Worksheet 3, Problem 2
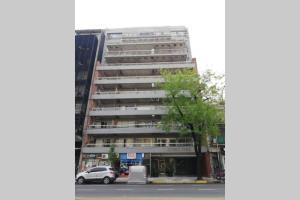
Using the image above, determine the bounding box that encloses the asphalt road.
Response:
[75,183,225,200]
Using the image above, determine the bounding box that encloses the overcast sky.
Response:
[75,0,224,74]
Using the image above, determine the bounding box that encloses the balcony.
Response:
[91,90,166,100]
[86,123,177,135]
[94,75,164,85]
[106,36,187,45]
[96,61,196,72]
[82,142,194,153]
[89,106,167,116]
[105,49,188,58]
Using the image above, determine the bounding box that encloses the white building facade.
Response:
[79,26,217,177]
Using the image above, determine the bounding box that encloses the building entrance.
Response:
[158,159,166,176]
[150,157,196,177]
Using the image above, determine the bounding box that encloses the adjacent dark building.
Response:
[75,30,105,174]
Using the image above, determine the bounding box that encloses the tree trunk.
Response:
[189,124,202,180]
[192,138,202,180]
[196,152,202,180]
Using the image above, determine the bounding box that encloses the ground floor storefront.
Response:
[80,152,216,177]
[146,156,197,177]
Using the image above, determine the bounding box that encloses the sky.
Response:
[75,0,225,74]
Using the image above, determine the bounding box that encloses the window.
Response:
[89,136,96,143]
[169,138,177,147]
[99,167,107,171]
[75,86,85,96]
[103,138,111,147]
[77,71,88,80]
[89,168,100,172]
[101,121,108,128]
[90,167,106,172]
[75,104,82,113]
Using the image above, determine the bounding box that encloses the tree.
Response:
[159,68,224,180]
[108,144,119,167]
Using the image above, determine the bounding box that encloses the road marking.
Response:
[115,188,134,191]
[156,188,175,191]
[197,188,217,191]
[155,184,175,186]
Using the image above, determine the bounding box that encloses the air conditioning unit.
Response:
[101,154,108,159]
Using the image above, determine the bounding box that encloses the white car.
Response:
[76,166,116,184]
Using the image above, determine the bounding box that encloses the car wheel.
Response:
[103,177,110,184]
[77,177,85,184]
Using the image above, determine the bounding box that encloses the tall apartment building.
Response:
[78,26,218,177]
[75,30,105,173]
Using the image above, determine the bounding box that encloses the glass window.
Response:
[77,71,88,80]
[90,167,100,172]
[75,104,82,113]
[75,86,85,96]
[90,167,107,172]
[98,167,107,171]
[169,138,177,147]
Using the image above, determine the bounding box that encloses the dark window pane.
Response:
[98,168,106,171]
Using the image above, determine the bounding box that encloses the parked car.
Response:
[119,167,129,176]
[76,166,117,184]
[215,169,225,182]
[111,167,120,178]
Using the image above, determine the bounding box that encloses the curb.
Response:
[149,180,213,184]
[115,178,222,184]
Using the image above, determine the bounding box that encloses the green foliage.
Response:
[108,144,118,166]
[159,69,225,145]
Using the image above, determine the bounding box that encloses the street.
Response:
[75,183,225,200]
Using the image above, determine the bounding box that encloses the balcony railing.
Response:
[106,36,187,44]
[105,49,188,57]
[95,75,163,81]
[92,90,167,100]
[94,90,165,95]
[85,142,194,148]
[91,105,167,112]
[88,123,163,129]
[82,142,195,153]
[96,61,196,71]
[89,106,167,116]
[99,61,194,67]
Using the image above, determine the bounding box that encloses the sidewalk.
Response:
[76,198,224,200]
[116,176,221,184]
